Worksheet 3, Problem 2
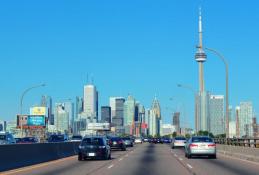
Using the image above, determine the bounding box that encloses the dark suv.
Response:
[78,137,111,161]
[109,137,126,151]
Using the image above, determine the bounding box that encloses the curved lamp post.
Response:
[20,83,46,137]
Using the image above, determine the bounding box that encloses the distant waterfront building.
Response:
[229,121,236,138]
[209,95,225,136]
[54,103,69,133]
[101,106,111,123]
[83,84,98,121]
[196,92,210,132]
[239,102,253,137]
[235,106,241,137]
[173,112,180,134]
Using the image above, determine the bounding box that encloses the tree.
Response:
[172,132,177,138]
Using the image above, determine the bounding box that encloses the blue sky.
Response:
[0,1,259,128]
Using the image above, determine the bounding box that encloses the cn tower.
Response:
[195,8,207,91]
[195,8,207,132]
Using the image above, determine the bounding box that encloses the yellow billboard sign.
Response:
[31,107,46,115]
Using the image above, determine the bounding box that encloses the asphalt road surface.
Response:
[2,143,259,175]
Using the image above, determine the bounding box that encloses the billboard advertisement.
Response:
[87,123,110,131]
[17,115,46,129]
[30,107,47,116]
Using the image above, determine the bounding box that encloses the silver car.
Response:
[0,132,16,145]
[171,137,186,149]
[185,136,216,159]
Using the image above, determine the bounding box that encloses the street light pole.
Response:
[20,83,46,137]
[205,47,229,138]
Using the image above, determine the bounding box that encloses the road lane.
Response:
[171,147,259,175]
[3,146,135,175]
[96,143,191,175]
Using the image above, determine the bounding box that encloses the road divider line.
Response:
[179,158,183,161]
[187,164,193,169]
[107,165,114,169]
[119,158,123,161]
[174,154,178,157]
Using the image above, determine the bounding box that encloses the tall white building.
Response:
[148,97,162,137]
[54,103,69,133]
[83,84,98,121]
[209,95,225,136]
[239,102,253,137]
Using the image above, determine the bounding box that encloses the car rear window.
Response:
[122,138,131,140]
[82,138,104,145]
[72,136,82,139]
[22,137,36,142]
[111,137,121,141]
[192,137,213,143]
[175,137,186,140]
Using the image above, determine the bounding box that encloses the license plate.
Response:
[88,153,95,157]
[200,144,206,148]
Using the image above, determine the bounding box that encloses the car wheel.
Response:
[78,154,83,161]
[210,155,217,159]
[187,153,192,159]
[172,146,175,149]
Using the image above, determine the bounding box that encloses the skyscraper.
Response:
[41,95,54,125]
[54,103,69,133]
[83,84,98,121]
[124,95,136,134]
[149,97,162,137]
[195,8,209,132]
[110,97,125,134]
[63,101,74,132]
[101,106,111,123]
[239,102,253,137]
[235,106,241,137]
[209,95,225,136]
[75,96,83,120]
[173,112,180,134]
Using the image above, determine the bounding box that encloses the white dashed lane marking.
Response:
[187,164,193,169]
[108,165,114,169]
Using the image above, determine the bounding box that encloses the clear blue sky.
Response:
[1,1,259,128]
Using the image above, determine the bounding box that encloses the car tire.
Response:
[210,155,217,159]
[78,154,83,161]
[122,147,126,151]
[172,146,175,149]
[187,154,192,159]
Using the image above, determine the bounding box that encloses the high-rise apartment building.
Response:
[149,97,162,137]
[124,95,135,134]
[54,103,69,133]
[209,95,225,136]
[239,102,253,137]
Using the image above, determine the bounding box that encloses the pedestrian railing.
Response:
[214,138,259,148]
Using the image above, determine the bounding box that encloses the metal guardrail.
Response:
[214,138,259,148]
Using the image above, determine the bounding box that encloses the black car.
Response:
[48,134,68,143]
[109,137,126,151]
[20,137,38,144]
[122,137,134,147]
[78,137,111,161]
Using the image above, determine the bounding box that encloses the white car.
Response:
[171,137,186,149]
[134,137,143,144]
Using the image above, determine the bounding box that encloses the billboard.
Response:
[30,107,47,116]
[87,123,110,131]
[17,115,46,129]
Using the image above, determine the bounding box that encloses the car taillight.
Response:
[208,144,216,147]
[109,140,112,145]
[190,144,198,148]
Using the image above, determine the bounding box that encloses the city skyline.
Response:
[1,1,259,128]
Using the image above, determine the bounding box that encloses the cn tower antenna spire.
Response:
[199,7,203,49]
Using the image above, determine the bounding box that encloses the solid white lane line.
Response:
[179,158,183,161]
[187,164,193,169]
[119,158,123,161]
[108,165,114,169]
[174,154,178,157]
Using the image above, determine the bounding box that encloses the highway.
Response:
[2,143,259,175]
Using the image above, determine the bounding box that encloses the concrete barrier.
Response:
[0,142,80,172]
[217,144,259,162]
